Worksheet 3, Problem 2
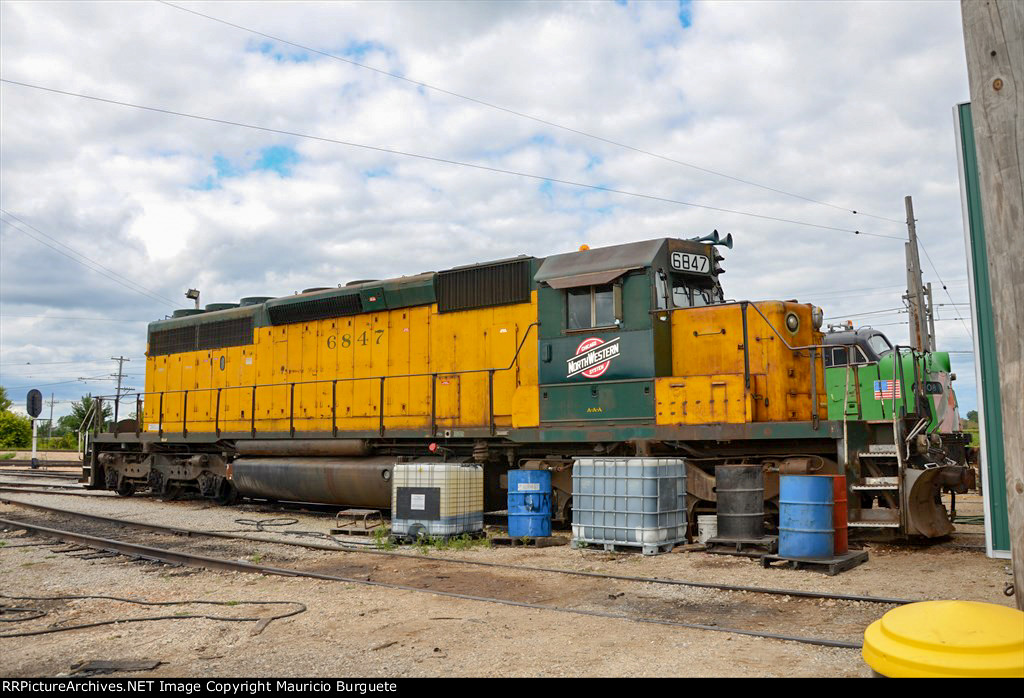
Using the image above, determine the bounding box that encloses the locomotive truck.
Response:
[84,234,972,539]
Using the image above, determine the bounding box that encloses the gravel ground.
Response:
[0,490,1013,678]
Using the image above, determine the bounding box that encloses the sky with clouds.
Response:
[0,0,978,421]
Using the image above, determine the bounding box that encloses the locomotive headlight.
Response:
[785,312,800,333]
[811,306,823,330]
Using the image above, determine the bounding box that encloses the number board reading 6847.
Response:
[670,251,710,274]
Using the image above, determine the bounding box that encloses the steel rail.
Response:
[0,462,83,470]
[0,470,81,481]
[0,497,916,606]
[0,488,108,497]
[0,481,84,490]
[0,514,863,650]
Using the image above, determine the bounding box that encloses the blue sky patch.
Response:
[193,146,301,189]
[248,39,310,63]
[678,0,693,28]
[214,154,243,178]
[341,39,392,61]
[255,146,300,176]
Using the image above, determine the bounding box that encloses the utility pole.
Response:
[111,356,130,424]
[962,0,1024,609]
[46,392,55,440]
[903,195,931,351]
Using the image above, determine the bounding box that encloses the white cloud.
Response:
[0,0,978,417]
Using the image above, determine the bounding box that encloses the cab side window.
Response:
[825,347,848,368]
[567,284,616,329]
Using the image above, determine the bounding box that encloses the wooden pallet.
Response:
[760,549,869,576]
[491,535,567,548]
[705,535,778,557]
[571,539,679,556]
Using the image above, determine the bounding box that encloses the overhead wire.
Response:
[823,306,906,320]
[0,359,132,366]
[915,234,973,337]
[1,374,113,390]
[0,210,178,308]
[799,279,966,300]
[157,0,907,226]
[0,314,148,323]
[0,78,906,241]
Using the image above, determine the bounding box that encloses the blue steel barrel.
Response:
[508,470,552,538]
[779,475,834,559]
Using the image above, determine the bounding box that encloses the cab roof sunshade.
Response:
[544,267,638,289]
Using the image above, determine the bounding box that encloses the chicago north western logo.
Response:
[567,337,621,379]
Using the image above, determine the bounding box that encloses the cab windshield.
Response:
[866,333,893,357]
[671,275,721,308]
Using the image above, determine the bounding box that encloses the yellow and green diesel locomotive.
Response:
[86,234,971,538]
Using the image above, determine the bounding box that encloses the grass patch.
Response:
[249,553,263,564]
[0,453,15,461]
[412,533,490,552]
[371,527,395,550]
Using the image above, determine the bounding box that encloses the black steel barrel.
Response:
[714,464,765,539]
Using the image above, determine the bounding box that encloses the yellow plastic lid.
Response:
[863,600,1024,678]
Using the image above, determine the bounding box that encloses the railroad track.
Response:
[0,469,81,480]
[0,460,82,470]
[0,481,84,489]
[0,498,909,649]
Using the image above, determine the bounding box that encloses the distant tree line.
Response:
[0,386,112,450]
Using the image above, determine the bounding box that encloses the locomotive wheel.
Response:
[214,480,239,506]
[159,484,183,502]
[115,480,135,497]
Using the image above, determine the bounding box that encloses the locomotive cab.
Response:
[534,238,727,428]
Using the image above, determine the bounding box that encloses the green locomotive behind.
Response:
[824,326,970,462]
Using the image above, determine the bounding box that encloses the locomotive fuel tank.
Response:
[230,456,395,508]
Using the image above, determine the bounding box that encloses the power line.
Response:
[0,210,179,308]
[0,78,906,241]
[798,279,967,300]
[0,357,145,366]
[915,235,973,338]
[824,306,906,321]
[2,374,112,390]
[1,314,149,322]
[0,359,125,366]
[158,0,907,226]
[0,208,179,306]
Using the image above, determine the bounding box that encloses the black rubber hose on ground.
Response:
[0,593,306,638]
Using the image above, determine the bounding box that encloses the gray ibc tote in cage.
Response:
[391,463,484,540]
[570,457,687,555]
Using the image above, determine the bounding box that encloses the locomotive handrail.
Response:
[98,322,539,440]
[662,301,829,427]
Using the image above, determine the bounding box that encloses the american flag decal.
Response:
[873,379,902,400]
